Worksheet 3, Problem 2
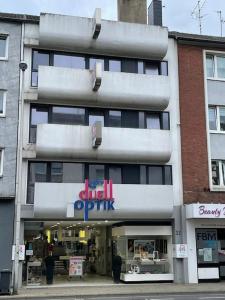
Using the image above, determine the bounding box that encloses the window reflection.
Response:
[54,54,85,69]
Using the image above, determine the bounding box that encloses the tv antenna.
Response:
[191,0,207,34]
[216,10,225,36]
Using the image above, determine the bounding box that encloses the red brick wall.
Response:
[178,44,225,204]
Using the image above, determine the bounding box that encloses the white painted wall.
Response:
[34,182,174,219]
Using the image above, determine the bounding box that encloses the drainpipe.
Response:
[13,21,27,294]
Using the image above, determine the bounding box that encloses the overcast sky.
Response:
[0,0,225,36]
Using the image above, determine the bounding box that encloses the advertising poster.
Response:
[69,256,83,276]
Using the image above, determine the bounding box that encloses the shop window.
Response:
[53,53,85,69]
[29,106,49,143]
[0,90,6,117]
[0,35,8,59]
[31,50,50,86]
[196,229,219,265]
[52,106,85,125]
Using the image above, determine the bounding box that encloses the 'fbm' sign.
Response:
[74,179,115,221]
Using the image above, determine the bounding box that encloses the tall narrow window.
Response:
[146,113,161,129]
[208,107,217,130]
[108,110,121,127]
[0,149,3,176]
[148,166,163,185]
[211,161,220,186]
[219,107,225,131]
[206,55,215,77]
[108,166,122,184]
[50,162,63,183]
[30,106,49,143]
[222,161,225,186]
[0,36,7,59]
[89,164,105,181]
[217,56,225,78]
[0,90,6,117]
[32,50,50,86]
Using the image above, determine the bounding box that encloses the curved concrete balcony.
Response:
[33,182,174,219]
[38,66,170,110]
[39,13,168,60]
[36,124,171,163]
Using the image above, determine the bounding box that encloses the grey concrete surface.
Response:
[2,282,225,299]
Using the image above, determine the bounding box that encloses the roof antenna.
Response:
[191,0,207,34]
[216,10,225,37]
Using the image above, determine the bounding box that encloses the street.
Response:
[22,294,225,300]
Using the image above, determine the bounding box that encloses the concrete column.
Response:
[117,0,147,24]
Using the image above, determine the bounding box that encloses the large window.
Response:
[0,35,7,59]
[0,90,6,117]
[30,104,170,143]
[27,162,172,203]
[208,106,225,132]
[31,49,168,86]
[206,54,225,79]
[0,149,3,176]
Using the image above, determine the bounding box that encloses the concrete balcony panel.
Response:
[38,66,170,110]
[33,182,174,219]
[39,13,168,59]
[36,124,171,163]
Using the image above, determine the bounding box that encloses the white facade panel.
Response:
[36,124,171,163]
[38,66,170,110]
[33,182,174,219]
[39,13,168,59]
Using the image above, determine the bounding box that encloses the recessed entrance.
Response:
[23,220,116,286]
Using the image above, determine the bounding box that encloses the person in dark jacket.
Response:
[45,251,55,284]
[112,253,122,283]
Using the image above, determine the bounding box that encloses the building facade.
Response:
[174,32,225,283]
[13,0,184,288]
[0,14,22,276]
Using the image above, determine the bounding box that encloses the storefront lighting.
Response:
[79,230,85,238]
[46,229,51,243]
[105,220,109,223]
[80,240,87,244]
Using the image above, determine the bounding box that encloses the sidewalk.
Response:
[1,282,225,299]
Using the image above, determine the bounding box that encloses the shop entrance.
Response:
[23,220,114,286]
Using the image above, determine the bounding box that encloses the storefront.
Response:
[186,203,225,283]
[21,178,176,286]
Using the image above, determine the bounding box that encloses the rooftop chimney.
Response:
[148,0,162,26]
[117,0,147,24]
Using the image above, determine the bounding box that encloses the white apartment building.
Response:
[15,0,183,288]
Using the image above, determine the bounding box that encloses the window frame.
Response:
[211,160,225,189]
[0,35,8,60]
[206,52,225,80]
[0,90,6,117]
[0,149,4,177]
[209,106,225,133]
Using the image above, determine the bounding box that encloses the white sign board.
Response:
[173,244,188,258]
[186,204,225,219]
[69,256,83,276]
[12,245,25,261]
